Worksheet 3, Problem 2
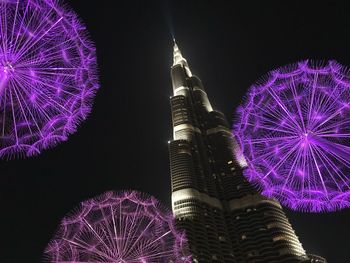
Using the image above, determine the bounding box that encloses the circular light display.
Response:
[44,191,192,262]
[234,60,350,212]
[0,0,99,158]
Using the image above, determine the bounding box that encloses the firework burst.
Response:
[44,191,191,262]
[234,60,350,212]
[0,0,99,159]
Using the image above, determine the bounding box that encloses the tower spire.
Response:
[172,41,192,76]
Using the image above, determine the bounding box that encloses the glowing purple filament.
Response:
[0,67,8,94]
[234,60,350,212]
[306,132,350,161]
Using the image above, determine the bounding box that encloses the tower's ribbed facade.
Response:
[168,42,326,263]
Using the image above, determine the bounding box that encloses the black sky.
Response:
[1,0,350,262]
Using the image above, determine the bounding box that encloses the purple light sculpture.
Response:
[0,0,99,158]
[234,60,350,212]
[44,191,192,263]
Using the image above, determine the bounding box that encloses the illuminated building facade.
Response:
[168,41,326,263]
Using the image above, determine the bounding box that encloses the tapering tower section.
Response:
[168,41,326,263]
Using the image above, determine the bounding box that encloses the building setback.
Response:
[168,41,326,263]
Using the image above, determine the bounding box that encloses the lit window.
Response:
[273,235,287,242]
[241,234,247,240]
[218,236,226,241]
[247,250,259,257]
[267,223,278,229]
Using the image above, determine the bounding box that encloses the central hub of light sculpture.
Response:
[0,0,99,159]
[234,60,350,212]
[44,191,192,262]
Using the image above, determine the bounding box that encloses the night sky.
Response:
[1,0,350,262]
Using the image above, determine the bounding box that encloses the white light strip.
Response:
[228,194,282,211]
[172,188,223,211]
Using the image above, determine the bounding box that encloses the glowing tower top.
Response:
[173,39,192,77]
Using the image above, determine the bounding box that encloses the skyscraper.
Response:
[168,41,326,263]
